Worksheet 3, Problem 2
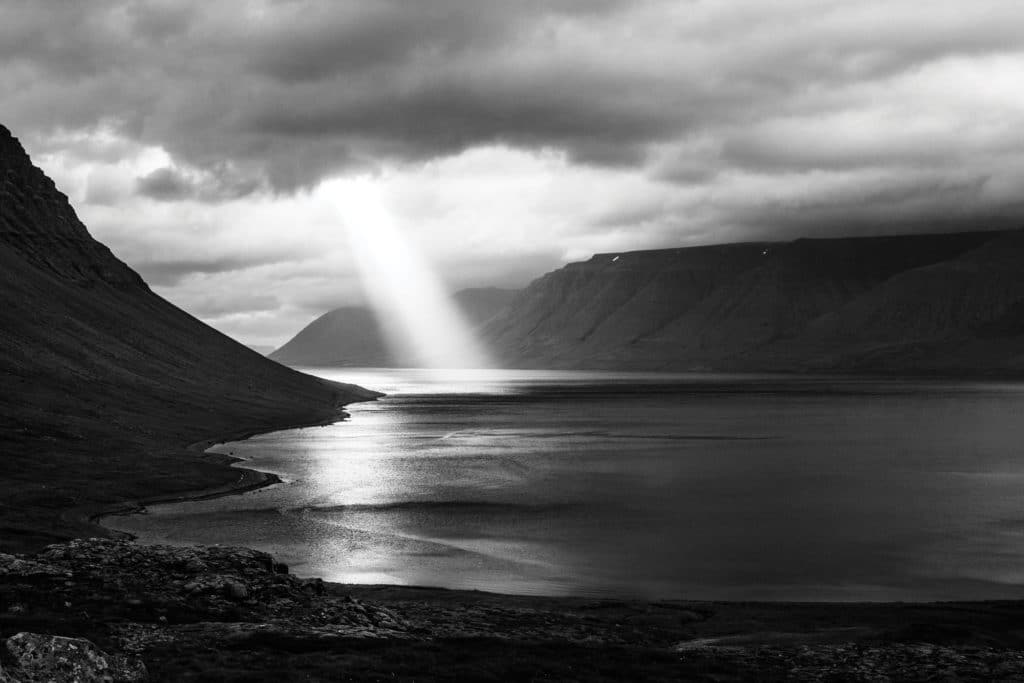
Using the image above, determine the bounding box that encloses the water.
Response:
[106,369,1024,601]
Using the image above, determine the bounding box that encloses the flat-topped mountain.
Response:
[0,124,377,551]
[482,231,1024,374]
[270,287,517,367]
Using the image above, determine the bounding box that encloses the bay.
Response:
[107,369,1024,601]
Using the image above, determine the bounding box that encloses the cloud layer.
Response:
[3,0,1023,345]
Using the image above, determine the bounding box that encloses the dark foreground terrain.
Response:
[4,538,1024,681]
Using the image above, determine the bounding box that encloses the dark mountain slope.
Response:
[483,230,1019,372]
[482,244,770,366]
[270,287,517,367]
[452,287,518,327]
[0,124,377,552]
[774,231,1024,373]
[633,232,999,369]
[269,307,392,366]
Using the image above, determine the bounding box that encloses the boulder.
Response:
[223,578,249,601]
[183,574,249,601]
[0,554,68,579]
[3,632,146,682]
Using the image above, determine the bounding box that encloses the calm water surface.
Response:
[108,369,1024,601]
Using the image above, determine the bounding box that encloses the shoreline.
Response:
[84,407,359,538]
[90,375,1024,607]
[72,374,1024,610]
[16,390,1024,680]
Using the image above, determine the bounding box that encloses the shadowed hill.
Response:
[483,230,1024,374]
[270,287,517,367]
[0,124,378,552]
[775,231,1024,373]
[480,244,770,367]
[269,307,392,366]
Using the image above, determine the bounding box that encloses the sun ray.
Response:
[336,180,491,369]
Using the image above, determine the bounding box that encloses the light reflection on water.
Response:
[106,369,1024,601]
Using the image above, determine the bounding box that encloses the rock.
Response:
[108,655,148,683]
[183,574,249,600]
[14,539,410,648]
[0,554,67,579]
[223,578,249,601]
[182,557,207,574]
[3,632,146,682]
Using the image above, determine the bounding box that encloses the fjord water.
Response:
[109,370,1024,601]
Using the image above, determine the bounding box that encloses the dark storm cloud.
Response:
[136,254,294,286]
[0,1,697,191]
[246,0,630,82]
[590,202,673,230]
[242,69,683,169]
[136,167,262,202]
[727,177,1024,243]
[3,0,672,190]
[135,168,193,201]
[3,0,1024,305]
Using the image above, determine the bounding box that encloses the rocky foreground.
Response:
[4,539,1024,681]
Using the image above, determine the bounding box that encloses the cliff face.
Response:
[0,124,376,551]
[270,287,517,367]
[482,231,1024,374]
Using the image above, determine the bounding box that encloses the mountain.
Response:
[451,287,518,327]
[0,124,377,551]
[270,287,517,367]
[245,344,277,356]
[482,231,1024,374]
[269,307,393,367]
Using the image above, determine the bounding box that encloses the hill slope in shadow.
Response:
[0,124,377,551]
[482,231,1024,374]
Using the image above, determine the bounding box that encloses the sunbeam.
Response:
[336,180,491,369]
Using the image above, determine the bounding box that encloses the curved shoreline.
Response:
[86,408,357,537]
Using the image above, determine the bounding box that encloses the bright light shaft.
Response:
[337,182,491,369]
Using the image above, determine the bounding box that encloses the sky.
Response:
[2,0,1024,348]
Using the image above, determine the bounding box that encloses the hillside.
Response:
[482,231,1024,374]
[269,307,392,366]
[0,124,377,552]
[270,287,516,367]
